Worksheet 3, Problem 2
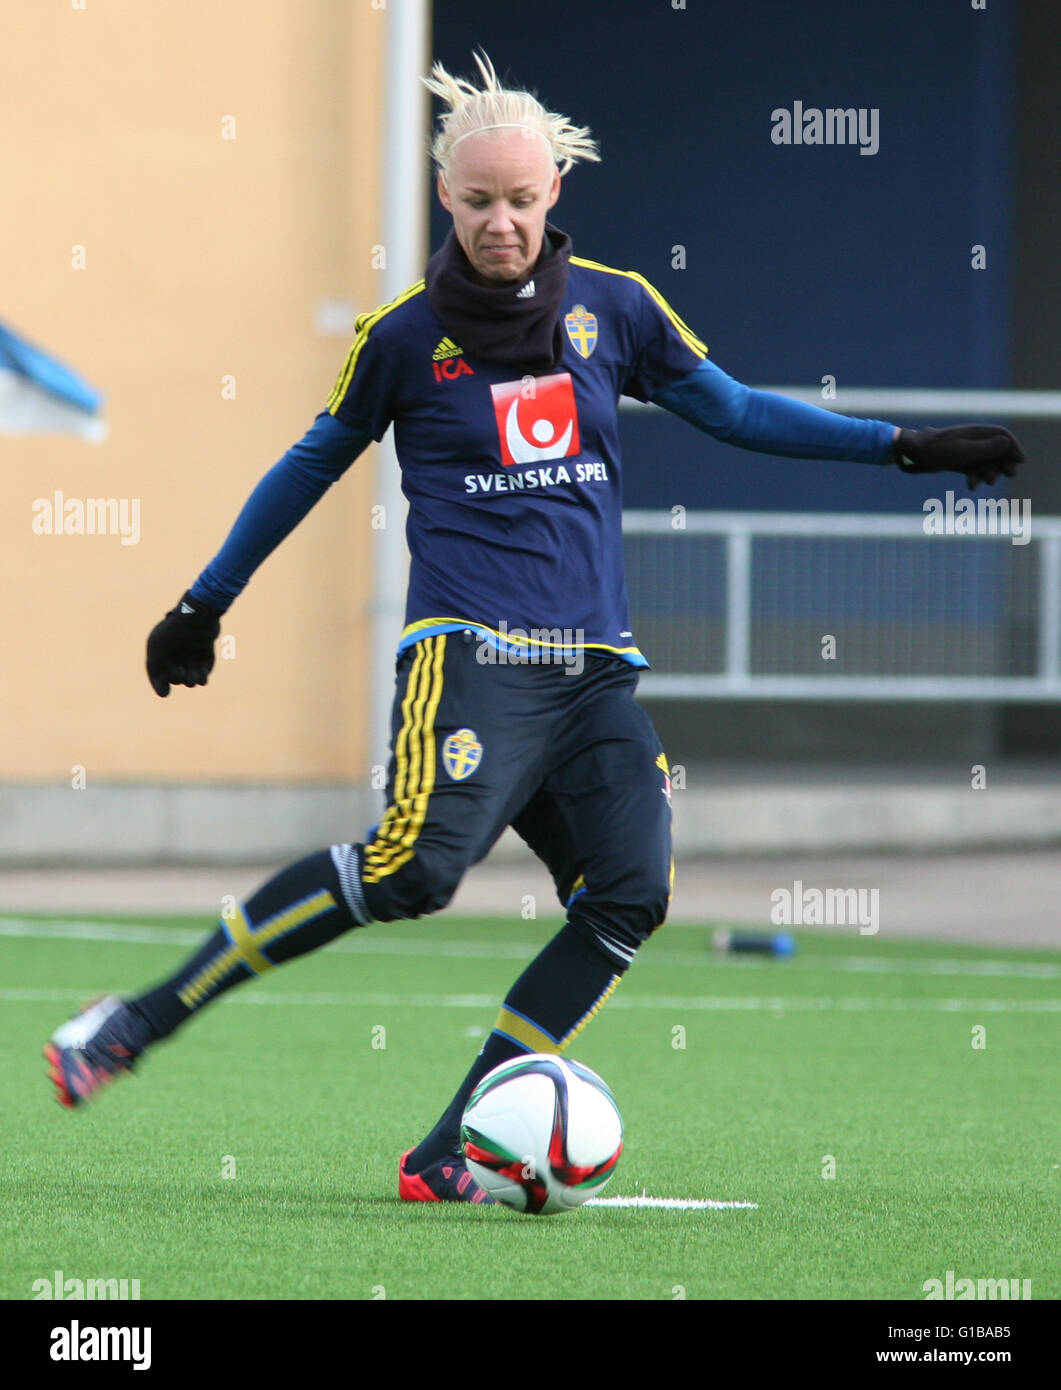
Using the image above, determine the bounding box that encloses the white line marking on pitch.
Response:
[3,986,1059,1015]
[0,918,542,959]
[0,918,205,946]
[2,918,1059,980]
[584,1196,758,1210]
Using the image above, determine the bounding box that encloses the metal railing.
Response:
[622,510,1061,700]
[620,387,1061,420]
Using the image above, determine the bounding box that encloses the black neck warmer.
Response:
[424,222,572,374]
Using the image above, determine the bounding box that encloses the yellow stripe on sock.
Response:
[557,974,621,1049]
[493,1007,562,1055]
[245,889,338,955]
[494,971,622,1056]
[226,904,273,976]
[177,890,337,1009]
[178,947,241,1009]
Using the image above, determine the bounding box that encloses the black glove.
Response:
[891,424,1025,490]
[146,591,222,698]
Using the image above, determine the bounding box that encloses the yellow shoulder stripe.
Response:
[570,256,707,359]
[327,279,426,414]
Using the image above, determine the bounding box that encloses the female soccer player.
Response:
[45,53,1023,1202]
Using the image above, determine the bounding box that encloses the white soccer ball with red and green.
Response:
[460,1054,623,1214]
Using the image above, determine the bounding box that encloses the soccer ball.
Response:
[460,1054,623,1214]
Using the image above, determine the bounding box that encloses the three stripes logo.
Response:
[362,636,447,883]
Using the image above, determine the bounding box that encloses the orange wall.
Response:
[1,1,386,782]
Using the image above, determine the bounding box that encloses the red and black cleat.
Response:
[44,996,146,1108]
[398,1148,496,1204]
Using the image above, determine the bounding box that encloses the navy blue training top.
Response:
[191,255,896,665]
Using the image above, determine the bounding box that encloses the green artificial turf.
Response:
[1,912,1057,1300]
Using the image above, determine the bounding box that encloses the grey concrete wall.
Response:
[5,769,1061,865]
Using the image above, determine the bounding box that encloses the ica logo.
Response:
[432,357,475,382]
[490,373,581,467]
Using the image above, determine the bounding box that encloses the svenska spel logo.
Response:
[490,373,581,467]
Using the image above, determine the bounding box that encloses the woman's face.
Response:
[438,128,561,284]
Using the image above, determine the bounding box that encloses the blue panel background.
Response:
[429,0,1014,514]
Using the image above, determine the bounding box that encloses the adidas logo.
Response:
[516,280,536,299]
[432,337,464,362]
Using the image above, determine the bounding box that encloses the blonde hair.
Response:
[423,50,600,181]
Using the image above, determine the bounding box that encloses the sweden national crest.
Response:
[564,304,598,359]
[443,727,483,781]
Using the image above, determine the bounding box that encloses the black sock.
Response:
[407,920,624,1170]
[130,849,360,1042]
